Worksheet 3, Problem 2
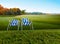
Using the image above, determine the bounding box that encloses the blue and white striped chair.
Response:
[7,19,19,30]
[22,18,31,26]
[21,18,33,30]
[10,19,18,26]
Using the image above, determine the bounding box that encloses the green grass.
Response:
[0,30,60,44]
[0,15,60,44]
[0,15,60,30]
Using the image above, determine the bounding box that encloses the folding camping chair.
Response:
[7,19,20,31]
[21,18,34,30]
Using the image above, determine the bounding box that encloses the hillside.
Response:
[0,30,60,44]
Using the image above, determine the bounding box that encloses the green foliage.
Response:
[21,10,26,14]
[0,30,60,44]
[10,8,21,15]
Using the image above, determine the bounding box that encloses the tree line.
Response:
[0,5,25,15]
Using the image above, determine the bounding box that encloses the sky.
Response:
[0,0,60,13]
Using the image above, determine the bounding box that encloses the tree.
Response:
[21,10,26,14]
[10,8,21,15]
[0,5,4,15]
[0,4,22,15]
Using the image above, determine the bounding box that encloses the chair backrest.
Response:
[22,18,31,26]
[10,19,19,26]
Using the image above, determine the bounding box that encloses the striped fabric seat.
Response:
[10,19,18,26]
[22,18,31,26]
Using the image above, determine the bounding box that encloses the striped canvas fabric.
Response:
[22,18,31,26]
[10,19,18,26]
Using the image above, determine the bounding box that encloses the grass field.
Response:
[0,30,60,44]
[0,15,60,30]
[0,15,60,44]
